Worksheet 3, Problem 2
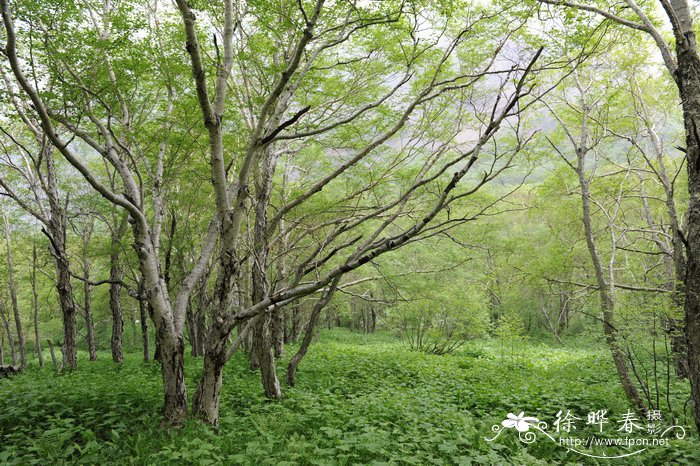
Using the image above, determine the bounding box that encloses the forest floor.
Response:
[0,329,697,465]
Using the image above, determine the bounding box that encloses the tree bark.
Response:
[158,330,188,424]
[31,244,44,367]
[255,313,281,398]
[250,146,282,398]
[83,265,97,361]
[137,277,150,362]
[109,215,127,363]
[46,339,57,369]
[0,296,16,366]
[41,146,79,371]
[3,211,26,368]
[660,0,700,433]
[187,273,208,357]
[287,280,338,386]
[77,221,97,362]
[191,326,228,425]
[273,309,285,359]
[290,304,301,342]
[576,146,646,413]
[134,231,187,424]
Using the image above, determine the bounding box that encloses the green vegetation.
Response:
[1,329,696,465]
[1,0,700,463]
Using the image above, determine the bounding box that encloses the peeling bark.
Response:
[109,215,127,363]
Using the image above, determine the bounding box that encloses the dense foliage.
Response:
[1,0,700,462]
[1,329,697,465]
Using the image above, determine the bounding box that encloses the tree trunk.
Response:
[257,313,281,398]
[3,212,26,368]
[195,307,206,356]
[191,327,227,425]
[31,245,44,367]
[46,339,57,369]
[158,330,188,424]
[290,304,301,342]
[287,281,338,386]
[83,265,97,361]
[109,272,124,363]
[0,297,16,366]
[186,299,200,357]
[662,0,700,433]
[248,146,281,399]
[42,146,78,371]
[56,256,77,370]
[188,272,208,358]
[273,308,285,358]
[132,219,188,424]
[109,216,127,363]
[249,320,262,370]
[138,294,150,362]
[142,272,187,424]
[149,300,161,363]
[575,147,646,413]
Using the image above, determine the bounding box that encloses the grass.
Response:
[0,329,697,465]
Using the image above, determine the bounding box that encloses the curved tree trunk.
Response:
[575,149,646,413]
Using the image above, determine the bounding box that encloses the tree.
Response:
[176,0,549,424]
[543,68,646,411]
[538,0,700,435]
[2,208,25,368]
[0,0,212,423]
[0,0,559,428]
[0,79,80,370]
[30,243,43,367]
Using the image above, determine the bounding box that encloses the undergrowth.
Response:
[0,329,697,465]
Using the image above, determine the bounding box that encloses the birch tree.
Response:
[538,0,700,435]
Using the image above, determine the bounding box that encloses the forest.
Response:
[0,0,699,464]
